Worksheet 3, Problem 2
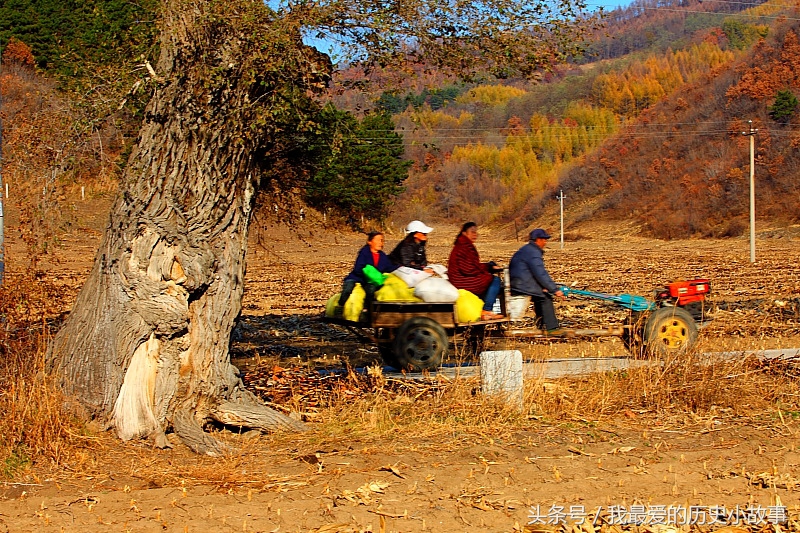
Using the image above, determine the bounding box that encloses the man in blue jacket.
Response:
[508,228,564,333]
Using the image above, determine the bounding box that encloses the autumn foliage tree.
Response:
[1,37,34,68]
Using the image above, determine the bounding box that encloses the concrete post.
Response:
[480,350,524,408]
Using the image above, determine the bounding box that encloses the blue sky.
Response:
[304,0,636,59]
[587,0,633,11]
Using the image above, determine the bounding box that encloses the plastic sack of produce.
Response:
[414,277,459,303]
[343,283,366,321]
[325,293,341,317]
[362,264,387,287]
[376,274,423,302]
[455,289,484,323]
[392,266,432,288]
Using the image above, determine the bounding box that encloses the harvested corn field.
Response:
[1,220,800,533]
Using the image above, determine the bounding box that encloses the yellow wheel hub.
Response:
[656,317,690,349]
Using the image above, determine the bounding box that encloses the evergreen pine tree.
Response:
[306,109,411,226]
[769,89,798,124]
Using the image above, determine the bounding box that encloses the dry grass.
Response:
[528,351,800,420]
[0,272,94,479]
[2,266,799,488]
[304,374,529,446]
[267,345,800,455]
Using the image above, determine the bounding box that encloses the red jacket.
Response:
[448,234,493,296]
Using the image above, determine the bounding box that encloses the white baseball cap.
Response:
[405,220,433,234]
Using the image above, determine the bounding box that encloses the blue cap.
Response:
[529,228,551,240]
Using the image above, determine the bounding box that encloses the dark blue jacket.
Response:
[344,245,398,284]
[508,241,559,297]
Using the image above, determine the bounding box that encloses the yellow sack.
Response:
[376,274,423,302]
[455,289,484,323]
[325,293,340,317]
[343,283,366,321]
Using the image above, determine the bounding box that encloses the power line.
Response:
[386,119,763,132]
[357,126,790,143]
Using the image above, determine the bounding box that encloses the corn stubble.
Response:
[2,236,800,490]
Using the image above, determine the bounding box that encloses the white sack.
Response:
[393,266,432,288]
[414,277,460,303]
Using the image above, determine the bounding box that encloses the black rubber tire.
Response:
[393,317,447,371]
[643,306,698,356]
[378,341,400,369]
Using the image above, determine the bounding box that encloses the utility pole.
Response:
[741,121,758,263]
[558,189,565,250]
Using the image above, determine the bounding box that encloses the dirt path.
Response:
[1,419,798,532]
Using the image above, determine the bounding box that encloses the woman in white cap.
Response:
[389,220,434,273]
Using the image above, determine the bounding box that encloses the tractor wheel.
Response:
[393,317,447,371]
[643,306,698,356]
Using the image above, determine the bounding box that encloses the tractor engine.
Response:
[654,279,711,323]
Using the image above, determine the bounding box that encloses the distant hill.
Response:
[553,17,800,238]
[584,0,766,61]
[2,0,798,240]
[383,0,799,238]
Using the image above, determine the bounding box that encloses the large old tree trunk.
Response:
[48,0,328,454]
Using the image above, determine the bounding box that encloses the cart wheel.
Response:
[393,317,447,371]
[378,342,400,369]
[643,306,698,356]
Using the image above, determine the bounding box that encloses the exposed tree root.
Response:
[212,398,307,433]
[172,409,230,457]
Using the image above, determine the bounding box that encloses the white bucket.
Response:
[507,295,531,320]
[480,350,524,409]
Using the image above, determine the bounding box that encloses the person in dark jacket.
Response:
[388,220,434,273]
[448,222,503,321]
[338,231,398,309]
[508,228,564,332]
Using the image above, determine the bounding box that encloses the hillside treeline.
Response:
[586,0,769,60]
[391,34,744,225]
[554,20,800,238]
[390,0,799,237]
[3,0,799,239]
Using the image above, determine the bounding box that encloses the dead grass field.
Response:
[1,208,800,533]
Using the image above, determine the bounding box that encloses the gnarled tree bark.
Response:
[48,0,327,454]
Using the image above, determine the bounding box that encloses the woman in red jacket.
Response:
[447,222,503,320]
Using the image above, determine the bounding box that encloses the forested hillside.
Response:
[585,0,766,60]
[2,0,798,240]
[386,0,800,237]
[557,18,800,238]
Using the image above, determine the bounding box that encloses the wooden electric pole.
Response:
[0,59,5,284]
[558,189,565,249]
[741,121,758,263]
